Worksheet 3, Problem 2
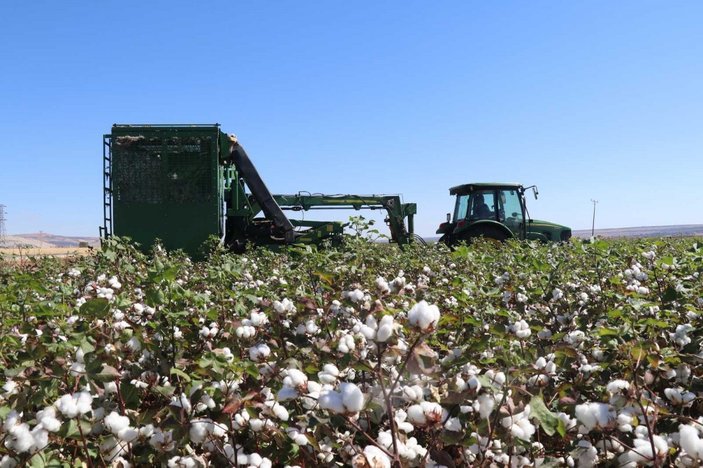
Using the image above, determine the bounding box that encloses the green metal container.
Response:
[108,124,226,256]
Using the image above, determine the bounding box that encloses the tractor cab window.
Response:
[453,195,470,222]
[500,189,524,229]
[469,190,495,220]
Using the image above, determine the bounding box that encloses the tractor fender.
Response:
[526,231,550,242]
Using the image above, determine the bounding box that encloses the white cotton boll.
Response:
[75,391,93,415]
[606,380,630,395]
[126,337,141,352]
[355,445,391,468]
[318,364,340,384]
[249,311,268,326]
[467,376,481,392]
[345,289,365,303]
[444,416,462,431]
[235,325,256,339]
[402,385,424,402]
[286,427,309,446]
[619,435,668,465]
[340,382,365,413]
[407,301,441,332]
[318,389,345,414]
[270,402,289,421]
[665,387,696,406]
[283,369,308,389]
[104,411,130,435]
[56,394,79,418]
[140,424,154,439]
[511,320,531,339]
[679,424,703,459]
[535,357,547,369]
[501,407,535,442]
[476,394,495,419]
[617,411,634,432]
[249,343,270,362]
[376,277,390,294]
[337,334,355,354]
[37,407,61,432]
[485,370,507,387]
[273,298,295,315]
[30,426,48,452]
[576,440,598,468]
[189,419,211,444]
[575,402,615,431]
[9,422,35,453]
[375,315,394,342]
[117,427,139,443]
[171,393,192,414]
[407,404,427,426]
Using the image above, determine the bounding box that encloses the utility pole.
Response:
[0,204,6,246]
[590,199,598,237]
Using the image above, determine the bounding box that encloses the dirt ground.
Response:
[0,246,94,260]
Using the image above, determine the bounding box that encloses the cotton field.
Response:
[0,234,702,467]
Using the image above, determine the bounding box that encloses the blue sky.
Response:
[1,1,701,237]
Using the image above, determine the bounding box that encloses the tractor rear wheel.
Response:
[457,224,509,245]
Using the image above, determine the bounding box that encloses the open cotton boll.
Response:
[249,343,271,362]
[353,445,391,468]
[340,382,365,413]
[36,407,61,432]
[679,424,703,459]
[475,393,496,419]
[318,364,340,384]
[407,301,440,332]
[501,406,535,442]
[117,427,139,443]
[345,289,365,303]
[376,276,390,294]
[104,411,130,435]
[286,427,309,446]
[318,389,345,414]
[575,402,615,431]
[665,387,696,406]
[282,369,308,389]
[618,435,668,466]
[375,315,394,342]
[56,394,81,418]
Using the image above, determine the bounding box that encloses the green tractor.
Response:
[436,183,571,246]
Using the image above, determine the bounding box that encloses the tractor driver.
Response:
[472,193,492,219]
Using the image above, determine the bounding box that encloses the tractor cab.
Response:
[437,183,571,245]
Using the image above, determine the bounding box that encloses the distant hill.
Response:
[2,233,100,248]
[572,224,703,239]
[423,224,703,243]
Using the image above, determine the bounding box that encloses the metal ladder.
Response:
[100,136,113,239]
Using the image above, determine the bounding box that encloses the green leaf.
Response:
[145,288,166,306]
[79,298,110,318]
[530,393,560,437]
[170,367,192,383]
[93,364,121,382]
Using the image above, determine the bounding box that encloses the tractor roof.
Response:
[449,182,523,195]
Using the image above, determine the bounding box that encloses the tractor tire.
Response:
[457,224,509,245]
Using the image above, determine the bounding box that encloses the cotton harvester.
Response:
[100,124,418,256]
